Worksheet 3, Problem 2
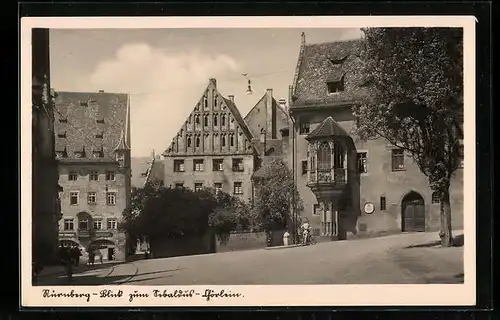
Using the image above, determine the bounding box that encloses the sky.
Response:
[49,28,363,157]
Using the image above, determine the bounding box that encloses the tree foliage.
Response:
[120,182,254,246]
[252,158,304,232]
[353,27,463,246]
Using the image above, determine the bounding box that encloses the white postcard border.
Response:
[21,16,477,307]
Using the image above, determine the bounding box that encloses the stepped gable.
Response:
[162,78,256,157]
[54,91,129,163]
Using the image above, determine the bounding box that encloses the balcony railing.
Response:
[308,168,347,185]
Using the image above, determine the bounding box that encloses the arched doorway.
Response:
[59,239,80,248]
[89,239,116,261]
[401,191,426,232]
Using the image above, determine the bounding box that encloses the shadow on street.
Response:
[404,234,464,248]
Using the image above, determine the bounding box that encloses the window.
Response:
[95,132,104,139]
[57,131,67,138]
[193,159,204,172]
[301,160,308,175]
[213,115,218,126]
[89,171,99,181]
[87,192,97,204]
[221,136,226,147]
[318,142,331,171]
[313,204,320,215]
[174,182,184,189]
[69,191,79,205]
[357,152,368,173]
[391,149,405,171]
[327,79,345,93]
[195,115,200,125]
[59,118,68,123]
[96,118,105,124]
[174,160,185,172]
[213,159,224,171]
[221,114,226,126]
[431,192,440,204]
[233,182,243,195]
[80,101,88,107]
[203,96,208,109]
[68,171,78,181]
[105,171,116,181]
[187,137,192,148]
[64,219,74,231]
[194,183,203,192]
[93,219,103,230]
[299,123,310,134]
[107,219,117,230]
[214,183,223,194]
[232,158,244,172]
[106,192,116,206]
[195,136,200,148]
[380,196,387,211]
[204,115,209,127]
[230,135,234,147]
[78,219,88,230]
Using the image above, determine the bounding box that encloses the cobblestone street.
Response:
[35,231,464,286]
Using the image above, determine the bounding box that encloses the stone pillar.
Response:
[330,142,336,182]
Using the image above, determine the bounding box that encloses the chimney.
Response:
[278,98,287,111]
[266,88,274,139]
[228,95,234,103]
[209,78,217,88]
[98,89,104,93]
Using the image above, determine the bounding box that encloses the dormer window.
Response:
[96,118,105,124]
[327,79,345,93]
[59,118,68,123]
[95,132,104,139]
[57,131,67,138]
[80,101,88,107]
[75,147,86,158]
[56,148,68,158]
[93,149,104,158]
[328,55,348,65]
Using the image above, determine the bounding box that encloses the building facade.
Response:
[54,91,131,261]
[31,28,62,266]
[163,79,286,202]
[286,33,464,239]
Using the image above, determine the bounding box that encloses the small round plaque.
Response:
[364,202,375,214]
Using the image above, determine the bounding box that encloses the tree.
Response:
[252,158,304,234]
[120,183,254,250]
[353,27,463,247]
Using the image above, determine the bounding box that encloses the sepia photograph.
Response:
[23,16,475,307]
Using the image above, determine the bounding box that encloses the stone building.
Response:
[163,78,286,201]
[54,91,131,261]
[286,33,464,239]
[31,28,62,266]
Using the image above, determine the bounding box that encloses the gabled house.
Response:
[162,78,258,201]
[54,90,131,261]
[287,32,464,240]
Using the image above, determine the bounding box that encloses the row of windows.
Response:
[65,171,116,182]
[189,113,235,127]
[63,218,117,231]
[311,193,442,215]
[57,131,104,139]
[68,191,117,206]
[174,158,244,173]
[59,117,105,124]
[301,148,463,175]
[186,133,237,149]
[175,181,243,195]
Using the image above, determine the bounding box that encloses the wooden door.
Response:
[402,200,426,232]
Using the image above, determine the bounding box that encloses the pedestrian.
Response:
[88,250,95,266]
[99,252,103,264]
[301,218,311,245]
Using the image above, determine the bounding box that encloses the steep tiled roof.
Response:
[54,91,129,163]
[222,96,254,144]
[131,157,151,187]
[305,116,348,140]
[144,159,164,186]
[253,139,284,157]
[290,38,371,107]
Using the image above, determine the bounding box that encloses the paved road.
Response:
[119,231,464,285]
[37,231,463,286]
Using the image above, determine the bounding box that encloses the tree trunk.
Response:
[439,188,454,247]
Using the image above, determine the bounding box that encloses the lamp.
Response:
[246,79,253,95]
